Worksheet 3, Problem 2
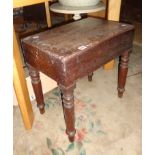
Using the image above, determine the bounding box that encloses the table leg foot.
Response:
[117,88,125,98]
[68,134,75,142]
[117,51,130,98]
[88,73,93,82]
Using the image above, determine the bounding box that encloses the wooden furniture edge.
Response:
[13,28,34,129]
[103,0,122,70]
[45,1,52,27]
[13,0,52,28]
[13,0,49,8]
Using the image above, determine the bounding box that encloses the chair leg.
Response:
[88,73,93,82]
[28,65,45,114]
[45,1,52,28]
[117,51,130,98]
[59,83,76,142]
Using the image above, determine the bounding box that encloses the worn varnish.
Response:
[22,17,134,142]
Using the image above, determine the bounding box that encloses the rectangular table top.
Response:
[22,17,134,60]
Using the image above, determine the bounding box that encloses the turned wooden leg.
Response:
[88,73,93,82]
[59,83,76,142]
[28,66,45,114]
[118,51,130,98]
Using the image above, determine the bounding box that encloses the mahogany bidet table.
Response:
[22,17,134,142]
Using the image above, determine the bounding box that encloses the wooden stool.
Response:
[22,17,134,142]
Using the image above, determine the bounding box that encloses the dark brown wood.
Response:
[22,18,134,86]
[88,73,93,82]
[117,51,130,98]
[59,83,76,142]
[22,17,134,142]
[28,65,45,114]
